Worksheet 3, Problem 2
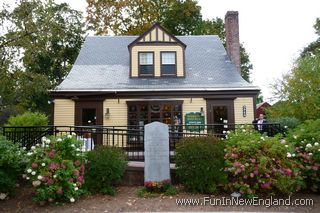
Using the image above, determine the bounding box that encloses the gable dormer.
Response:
[128,23,186,78]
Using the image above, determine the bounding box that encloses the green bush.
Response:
[6,111,48,126]
[175,136,227,194]
[24,135,86,204]
[286,119,320,192]
[0,136,26,198]
[269,117,301,134]
[84,146,127,195]
[224,127,304,197]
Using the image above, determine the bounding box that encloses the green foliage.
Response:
[137,183,177,198]
[24,135,86,204]
[0,136,26,197]
[269,54,320,121]
[0,0,85,114]
[224,127,304,197]
[6,111,48,126]
[175,136,227,194]
[300,18,320,58]
[84,146,127,195]
[269,117,301,130]
[286,119,320,192]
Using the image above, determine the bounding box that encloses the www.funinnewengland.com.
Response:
[175,196,314,208]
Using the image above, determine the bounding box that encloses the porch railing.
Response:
[0,123,282,162]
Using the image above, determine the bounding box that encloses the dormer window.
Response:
[161,52,176,76]
[139,52,154,76]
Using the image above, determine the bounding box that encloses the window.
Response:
[139,52,154,76]
[161,52,176,76]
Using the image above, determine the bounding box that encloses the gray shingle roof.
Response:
[55,35,259,92]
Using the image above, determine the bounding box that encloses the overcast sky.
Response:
[4,0,320,102]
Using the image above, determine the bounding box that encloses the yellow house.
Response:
[51,12,259,145]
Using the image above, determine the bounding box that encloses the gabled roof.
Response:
[55,35,259,92]
[127,23,187,49]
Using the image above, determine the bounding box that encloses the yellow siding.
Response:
[158,29,163,41]
[54,99,75,126]
[164,33,170,41]
[131,45,184,77]
[103,99,128,126]
[180,98,207,125]
[234,97,254,124]
[151,28,157,41]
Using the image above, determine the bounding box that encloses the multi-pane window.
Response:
[161,52,176,75]
[139,52,154,76]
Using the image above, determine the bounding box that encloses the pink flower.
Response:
[31,163,38,169]
[243,175,248,179]
[261,182,272,189]
[74,160,81,167]
[80,164,85,174]
[48,163,59,171]
[73,170,80,177]
[253,170,259,176]
[47,179,54,186]
[250,159,256,163]
[48,150,55,158]
[69,178,74,183]
[56,187,63,195]
[77,176,84,184]
[250,173,254,178]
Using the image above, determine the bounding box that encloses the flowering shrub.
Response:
[286,119,320,192]
[144,180,171,193]
[0,136,26,199]
[24,135,86,204]
[175,136,227,194]
[224,127,304,197]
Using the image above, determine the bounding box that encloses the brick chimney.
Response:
[225,11,241,73]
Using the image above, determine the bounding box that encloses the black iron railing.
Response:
[0,123,282,162]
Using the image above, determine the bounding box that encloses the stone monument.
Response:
[144,122,170,182]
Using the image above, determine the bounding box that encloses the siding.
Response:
[131,45,184,77]
[54,99,75,126]
[234,97,254,124]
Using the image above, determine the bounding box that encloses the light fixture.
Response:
[242,105,247,117]
[105,108,110,119]
[200,107,204,116]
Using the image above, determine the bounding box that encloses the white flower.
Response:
[32,180,41,187]
[76,153,80,156]
[45,139,51,144]
[301,141,304,144]
[37,175,43,180]
[260,137,265,141]
[306,144,312,148]
[70,197,75,203]
[287,152,292,158]
[309,153,313,156]
[22,147,27,150]
[41,136,47,142]
[73,183,77,186]
[227,130,230,134]
[223,130,226,134]
[242,129,246,132]
[74,187,79,191]
[293,135,298,139]
[285,145,288,148]
[72,132,76,136]
[36,144,40,147]
[45,145,49,148]
[314,142,319,146]
[22,174,27,178]
[67,135,72,139]
[292,153,296,157]
[17,151,21,155]
[0,193,7,200]
[76,148,80,152]
[53,175,57,179]
[284,126,288,129]
[57,138,62,142]
[27,152,33,156]
[41,163,45,167]
[26,177,30,180]
[27,169,32,173]
[318,149,320,152]
[31,171,36,175]
[71,144,75,148]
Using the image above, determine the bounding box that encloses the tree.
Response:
[300,18,320,58]
[0,0,85,120]
[268,54,320,121]
[86,0,252,81]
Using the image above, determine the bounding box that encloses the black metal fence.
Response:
[0,123,281,162]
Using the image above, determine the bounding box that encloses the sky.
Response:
[3,0,320,103]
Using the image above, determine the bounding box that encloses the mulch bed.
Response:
[1,184,319,212]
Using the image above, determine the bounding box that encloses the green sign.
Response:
[185,112,205,132]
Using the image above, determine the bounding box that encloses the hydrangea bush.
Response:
[0,136,26,199]
[286,119,320,192]
[24,134,86,204]
[224,126,304,197]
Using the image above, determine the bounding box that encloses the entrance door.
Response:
[207,100,235,135]
[75,101,103,145]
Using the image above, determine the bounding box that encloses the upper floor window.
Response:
[161,52,176,76]
[139,52,154,76]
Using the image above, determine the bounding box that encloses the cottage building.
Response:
[51,11,259,139]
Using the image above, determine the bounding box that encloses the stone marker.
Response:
[144,122,170,182]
